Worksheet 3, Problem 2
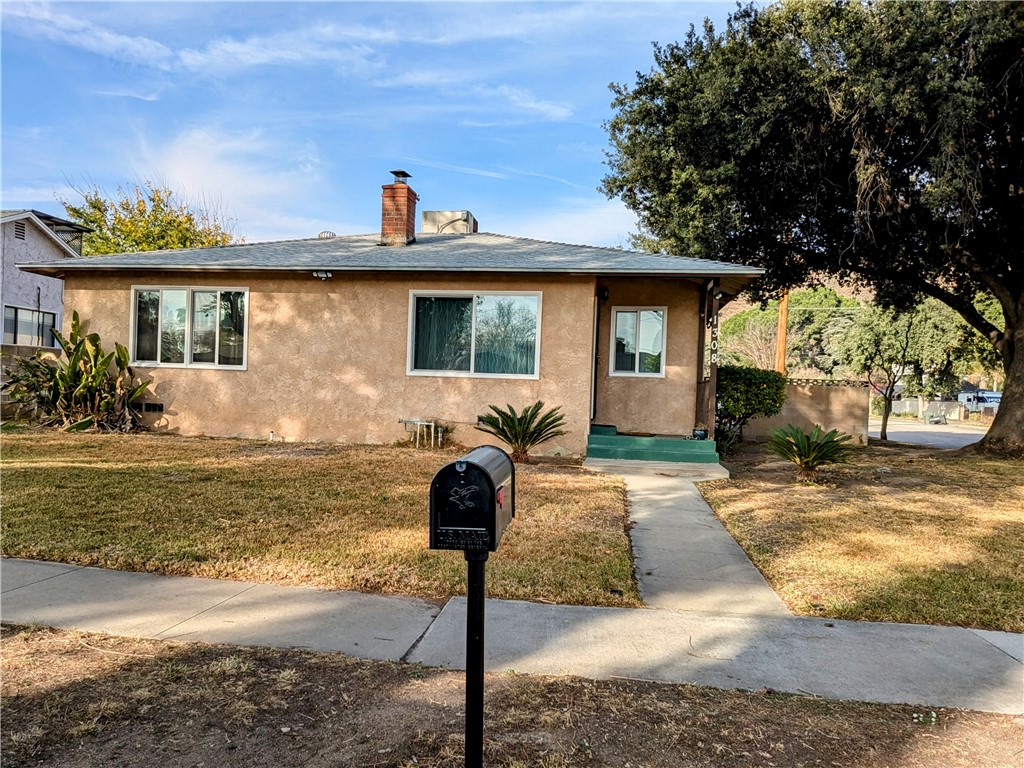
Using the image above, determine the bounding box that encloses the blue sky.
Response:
[2,1,735,247]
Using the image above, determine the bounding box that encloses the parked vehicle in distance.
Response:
[957,390,1002,413]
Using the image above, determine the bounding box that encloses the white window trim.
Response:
[407,290,542,380]
[129,285,249,371]
[609,305,667,378]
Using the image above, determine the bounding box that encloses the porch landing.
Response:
[586,427,720,464]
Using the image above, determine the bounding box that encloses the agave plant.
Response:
[2,311,150,432]
[475,401,568,463]
[764,423,854,481]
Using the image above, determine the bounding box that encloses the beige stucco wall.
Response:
[64,271,598,454]
[593,277,702,435]
[744,381,870,445]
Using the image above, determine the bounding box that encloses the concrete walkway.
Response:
[584,459,789,617]
[2,462,1022,714]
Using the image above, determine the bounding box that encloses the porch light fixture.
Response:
[312,270,333,280]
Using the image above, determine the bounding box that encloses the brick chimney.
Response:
[381,170,418,246]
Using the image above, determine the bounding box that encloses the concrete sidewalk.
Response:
[2,461,1022,715]
[3,557,1021,714]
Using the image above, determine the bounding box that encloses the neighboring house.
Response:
[19,174,762,461]
[1,209,89,347]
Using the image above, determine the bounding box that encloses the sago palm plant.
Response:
[475,401,568,463]
[764,423,854,481]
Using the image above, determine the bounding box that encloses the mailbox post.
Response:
[430,446,515,768]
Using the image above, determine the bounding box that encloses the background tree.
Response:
[828,299,977,439]
[60,181,240,255]
[719,308,778,370]
[603,1,1024,454]
[829,306,913,441]
[721,288,859,374]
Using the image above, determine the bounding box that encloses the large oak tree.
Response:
[603,0,1023,453]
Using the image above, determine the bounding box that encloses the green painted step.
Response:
[586,432,720,463]
[587,434,718,451]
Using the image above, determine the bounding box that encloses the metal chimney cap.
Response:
[389,169,412,183]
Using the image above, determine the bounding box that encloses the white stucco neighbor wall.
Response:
[1,218,69,322]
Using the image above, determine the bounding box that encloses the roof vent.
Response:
[317,230,336,239]
[14,221,26,240]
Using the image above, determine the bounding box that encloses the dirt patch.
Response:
[3,624,1020,768]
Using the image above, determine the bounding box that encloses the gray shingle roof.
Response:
[19,231,763,294]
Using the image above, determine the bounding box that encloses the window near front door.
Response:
[2,306,57,346]
[131,287,247,368]
[409,292,541,378]
[611,307,666,376]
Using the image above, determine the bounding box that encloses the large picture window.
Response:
[132,287,247,368]
[3,306,58,347]
[611,307,666,376]
[410,292,541,378]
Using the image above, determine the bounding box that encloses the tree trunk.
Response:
[879,395,892,441]
[979,323,1024,455]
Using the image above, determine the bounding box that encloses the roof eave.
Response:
[19,262,765,286]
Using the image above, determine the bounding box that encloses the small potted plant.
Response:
[691,423,709,440]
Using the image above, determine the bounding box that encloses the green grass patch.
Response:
[0,429,639,607]
[701,443,1024,632]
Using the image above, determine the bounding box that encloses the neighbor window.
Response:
[3,306,57,347]
[132,287,247,368]
[611,307,666,376]
[410,292,541,377]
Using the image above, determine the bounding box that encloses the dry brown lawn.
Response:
[3,624,1020,768]
[0,427,638,607]
[701,442,1024,632]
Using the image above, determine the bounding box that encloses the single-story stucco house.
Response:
[19,173,762,461]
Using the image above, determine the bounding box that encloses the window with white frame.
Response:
[3,306,58,347]
[131,287,248,368]
[611,307,666,376]
[409,291,541,377]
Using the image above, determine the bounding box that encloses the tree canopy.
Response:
[60,181,240,256]
[828,299,974,439]
[603,0,1023,453]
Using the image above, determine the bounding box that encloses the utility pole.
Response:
[775,291,789,375]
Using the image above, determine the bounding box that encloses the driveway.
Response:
[868,417,990,449]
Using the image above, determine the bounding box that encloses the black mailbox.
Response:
[430,445,515,552]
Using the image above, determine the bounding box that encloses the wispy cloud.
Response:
[1,182,79,206]
[90,88,163,102]
[405,159,510,180]
[129,125,334,241]
[498,166,585,189]
[178,25,390,74]
[3,3,174,69]
[489,85,572,121]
